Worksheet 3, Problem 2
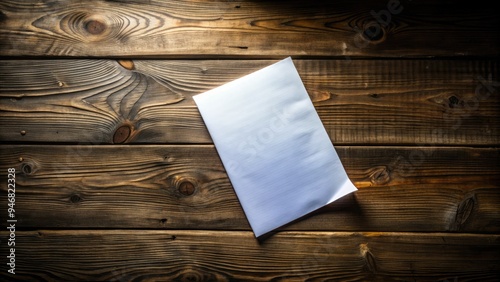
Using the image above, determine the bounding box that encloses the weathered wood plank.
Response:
[0,145,498,232]
[0,230,498,281]
[0,0,498,57]
[1,59,498,145]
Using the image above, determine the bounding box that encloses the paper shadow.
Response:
[257,191,365,243]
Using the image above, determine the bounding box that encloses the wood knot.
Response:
[113,124,132,144]
[369,166,391,185]
[70,194,83,204]
[362,21,386,43]
[179,269,204,282]
[451,193,476,231]
[21,162,34,175]
[0,11,7,22]
[360,243,377,273]
[310,90,333,103]
[84,20,106,35]
[118,60,135,70]
[178,181,195,196]
[448,95,460,108]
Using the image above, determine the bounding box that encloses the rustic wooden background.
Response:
[1,0,499,281]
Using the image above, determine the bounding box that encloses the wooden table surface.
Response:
[1,1,499,281]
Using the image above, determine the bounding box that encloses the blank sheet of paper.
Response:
[193,57,357,237]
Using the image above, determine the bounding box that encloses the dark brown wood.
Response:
[0,1,498,280]
[0,0,498,57]
[1,59,498,145]
[1,145,498,232]
[0,230,498,281]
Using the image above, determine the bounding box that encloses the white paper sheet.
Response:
[193,57,357,237]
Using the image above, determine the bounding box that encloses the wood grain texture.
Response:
[1,145,498,232]
[0,230,498,281]
[1,59,498,145]
[0,0,498,57]
[1,1,498,280]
